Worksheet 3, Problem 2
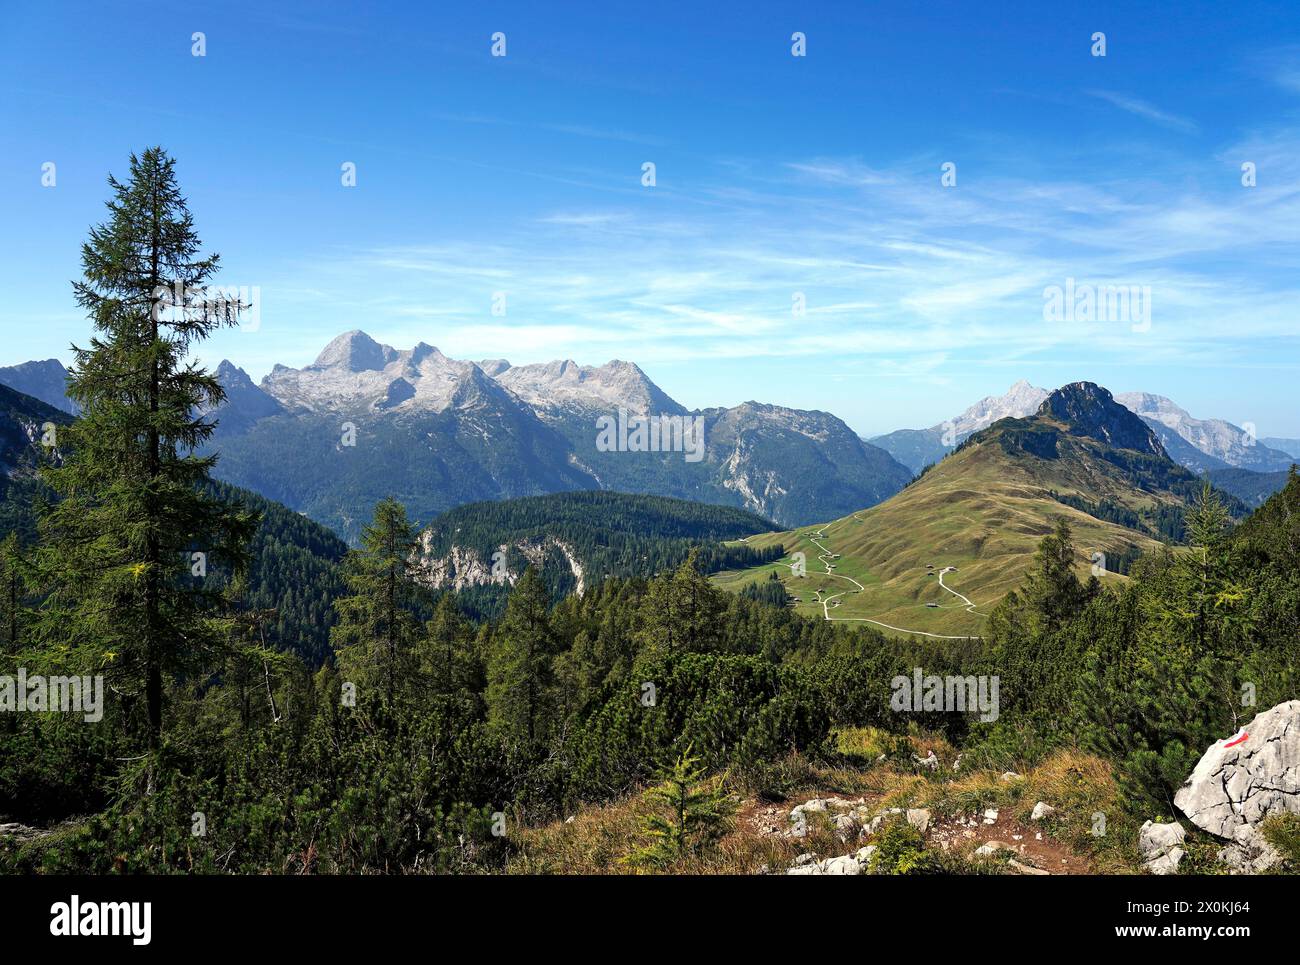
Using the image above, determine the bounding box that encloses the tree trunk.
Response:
[145,177,163,750]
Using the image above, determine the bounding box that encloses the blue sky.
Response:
[3,0,1300,436]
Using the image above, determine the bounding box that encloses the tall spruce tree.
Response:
[331,497,423,706]
[486,566,557,745]
[37,147,256,750]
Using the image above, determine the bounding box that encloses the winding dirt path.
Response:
[794,525,983,641]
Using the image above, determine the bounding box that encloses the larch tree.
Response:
[38,147,257,751]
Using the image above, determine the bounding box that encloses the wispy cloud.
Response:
[426,111,665,146]
[1086,90,1199,133]
[213,119,1300,395]
[1255,44,1300,94]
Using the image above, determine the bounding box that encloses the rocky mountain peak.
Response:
[216,359,256,387]
[1115,391,1294,472]
[491,357,685,416]
[261,332,493,415]
[311,330,395,372]
[938,380,1049,437]
[0,358,76,414]
[209,359,283,429]
[1038,382,1165,455]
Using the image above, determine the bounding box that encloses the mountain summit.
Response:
[0,358,76,414]
[263,331,504,416]
[311,329,398,372]
[950,379,1050,438]
[1038,382,1165,456]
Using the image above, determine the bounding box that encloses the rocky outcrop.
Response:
[416,536,586,596]
[781,798,930,844]
[1037,382,1166,456]
[1138,820,1186,875]
[1217,825,1281,874]
[1173,701,1300,873]
[786,846,877,875]
[906,808,932,834]
[787,797,874,840]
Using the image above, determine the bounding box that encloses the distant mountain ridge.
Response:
[869,380,1049,473]
[199,331,912,538]
[1114,392,1294,472]
[869,380,1296,478]
[1262,437,1300,459]
[491,357,686,417]
[0,359,77,415]
[8,338,1289,540]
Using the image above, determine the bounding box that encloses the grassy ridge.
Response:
[712,419,1172,638]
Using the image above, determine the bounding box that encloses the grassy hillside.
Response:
[712,405,1191,639]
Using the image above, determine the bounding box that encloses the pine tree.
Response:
[1020,518,1093,635]
[625,746,734,868]
[635,550,724,661]
[37,147,256,750]
[331,497,423,706]
[420,593,476,696]
[486,566,556,745]
[570,608,635,694]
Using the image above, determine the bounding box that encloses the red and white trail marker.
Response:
[1223,729,1249,749]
